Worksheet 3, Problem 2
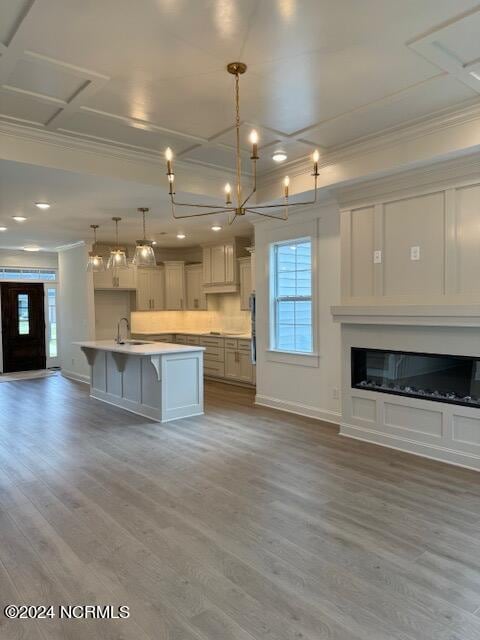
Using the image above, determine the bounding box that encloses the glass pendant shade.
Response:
[86,252,105,272]
[132,207,156,267]
[133,240,156,267]
[86,224,105,271]
[107,249,128,270]
[106,217,129,270]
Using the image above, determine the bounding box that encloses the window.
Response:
[271,238,313,353]
[0,267,56,281]
[47,287,57,358]
[17,293,30,335]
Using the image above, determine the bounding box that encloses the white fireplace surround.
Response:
[332,305,480,471]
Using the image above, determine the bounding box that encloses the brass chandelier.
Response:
[164,62,320,224]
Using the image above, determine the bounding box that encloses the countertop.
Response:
[75,340,205,356]
[133,330,252,340]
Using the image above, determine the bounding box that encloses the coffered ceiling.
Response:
[1,0,480,175]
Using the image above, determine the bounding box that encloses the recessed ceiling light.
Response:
[35,202,50,210]
[152,240,157,245]
[272,150,287,163]
[211,225,222,231]
[0,226,7,232]
[23,246,40,252]
[12,216,27,222]
[176,233,186,239]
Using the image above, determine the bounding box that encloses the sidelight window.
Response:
[47,288,57,358]
[17,293,29,335]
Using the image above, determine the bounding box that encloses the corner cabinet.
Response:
[202,237,251,294]
[136,267,165,311]
[164,261,186,310]
[185,264,207,310]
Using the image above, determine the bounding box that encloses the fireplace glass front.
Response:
[351,347,480,408]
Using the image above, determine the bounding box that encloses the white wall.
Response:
[0,248,58,268]
[254,202,341,424]
[58,243,95,382]
[95,290,134,339]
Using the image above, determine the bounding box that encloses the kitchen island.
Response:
[75,340,204,423]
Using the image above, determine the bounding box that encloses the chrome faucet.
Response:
[116,317,130,344]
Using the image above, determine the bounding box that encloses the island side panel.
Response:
[161,351,204,422]
[90,352,162,422]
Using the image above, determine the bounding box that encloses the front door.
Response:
[1,283,46,372]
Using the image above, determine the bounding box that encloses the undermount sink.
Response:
[119,340,153,346]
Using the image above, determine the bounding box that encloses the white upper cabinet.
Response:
[238,257,252,311]
[202,237,251,293]
[136,267,164,311]
[93,264,136,290]
[164,261,185,310]
[185,264,207,310]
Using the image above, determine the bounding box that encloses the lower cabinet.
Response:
[225,348,255,384]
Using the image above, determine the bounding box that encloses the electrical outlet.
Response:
[332,387,339,400]
[373,250,382,264]
[410,246,420,261]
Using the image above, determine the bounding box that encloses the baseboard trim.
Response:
[61,369,89,384]
[255,394,340,426]
[340,422,480,472]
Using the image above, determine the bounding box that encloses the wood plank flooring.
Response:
[0,375,480,639]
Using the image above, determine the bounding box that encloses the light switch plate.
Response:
[373,250,382,264]
[410,246,420,261]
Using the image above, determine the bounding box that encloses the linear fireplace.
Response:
[351,347,480,408]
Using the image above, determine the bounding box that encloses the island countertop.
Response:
[74,339,205,356]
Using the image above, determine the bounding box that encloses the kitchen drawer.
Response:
[204,361,225,377]
[203,345,225,362]
[186,335,200,345]
[238,339,251,352]
[175,334,187,344]
[224,338,237,349]
[200,336,224,348]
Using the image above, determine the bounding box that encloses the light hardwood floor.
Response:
[0,375,480,639]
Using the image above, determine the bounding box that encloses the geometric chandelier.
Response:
[165,62,320,225]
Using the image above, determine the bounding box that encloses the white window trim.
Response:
[267,224,320,367]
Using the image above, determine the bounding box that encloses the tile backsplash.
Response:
[131,293,250,334]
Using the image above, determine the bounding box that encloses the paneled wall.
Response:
[341,180,480,303]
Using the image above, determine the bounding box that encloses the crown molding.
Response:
[0,120,236,186]
[333,149,480,208]
[259,99,480,186]
[55,240,87,252]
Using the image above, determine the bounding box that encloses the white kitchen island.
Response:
[75,340,204,423]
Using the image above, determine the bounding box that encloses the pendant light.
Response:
[107,217,128,270]
[133,207,156,267]
[86,224,105,272]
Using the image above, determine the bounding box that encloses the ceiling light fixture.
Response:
[24,246,40,252]
[107,217,128,270]
[133,207,156,268]
[176,233,186,239]
[272,150,287,163]
[164,62,319,223]
[35,202,50,210]
[0,227,7,232]
[86,224,105,272]
[211,225,222,231]
[12,216,27,222]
